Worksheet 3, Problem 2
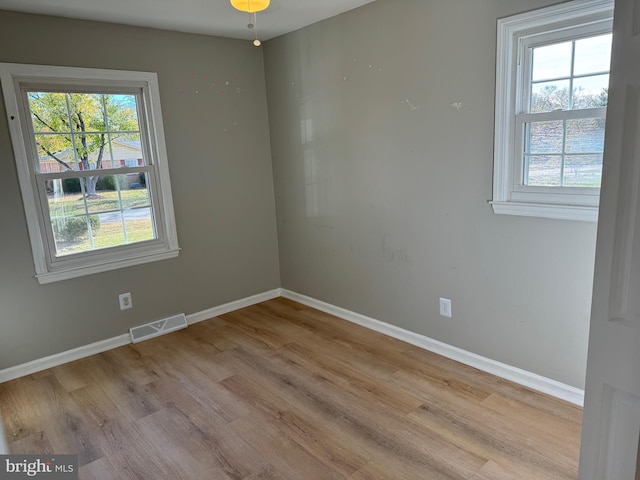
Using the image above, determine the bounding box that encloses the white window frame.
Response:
[0,63,180,284]
[491,0,614,222]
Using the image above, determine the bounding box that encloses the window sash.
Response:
[20,89,151,174]
[518,24,613,115]
[33,166,162,263]
[513,107,606,194]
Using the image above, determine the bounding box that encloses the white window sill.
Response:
[490,201,598,222]
[36,247,180,284]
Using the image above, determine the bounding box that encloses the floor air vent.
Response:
[129,313,188,343]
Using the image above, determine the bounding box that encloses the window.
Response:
[492,0,614,221]
[0,64,179,283]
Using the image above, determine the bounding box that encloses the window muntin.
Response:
[0,64,179,283]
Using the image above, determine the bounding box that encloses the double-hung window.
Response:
[0,64,179,283]
[492,0,614,221]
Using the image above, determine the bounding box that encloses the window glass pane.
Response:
[525,155,562,186]
[526,121,564,154]
[91,207,155,250]
[35,133,75,172]
[565,118,605,153]
[51,214,100,257]
[530,80,570,112]
[46,174,157,257]
[572,74,609,109]
[85,175,122,213]
[28,92,71,134]
[84,174,151,209]
[121,177,151,210]
[73,134,112,172]
[564,155,603,187]
[532,41,572,81]
[105,94,140,131]
[47,178,87,219]
[124,208,155,244]
[90,214,126,251]
[48,179,93,257]
[68,93,107,133]
[110,133,145,167]
[574,33,612,76]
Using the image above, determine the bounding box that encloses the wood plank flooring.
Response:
[0,298,582,479]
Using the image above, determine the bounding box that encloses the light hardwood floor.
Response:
[0,298,582,479]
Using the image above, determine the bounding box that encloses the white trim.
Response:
[503,0,613,26]
[0,289,282,384]
[490,200,598,222]
[0,334,131,384]
[36,248,181,284]
[492,0,614,221]
[281,289,585,406]
[186,289,282,325]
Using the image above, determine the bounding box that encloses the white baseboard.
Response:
[0,289,282,384]
[0,287,585,407]
[185,289,282,325]
[281,289,585,406]
[0,334,131,384]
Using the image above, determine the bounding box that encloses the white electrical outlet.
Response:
[119,292,133,310]
[439,297,452,318]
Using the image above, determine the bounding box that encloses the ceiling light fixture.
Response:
[230,0,270,47]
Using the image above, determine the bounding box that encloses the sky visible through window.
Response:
[530,33,612,107]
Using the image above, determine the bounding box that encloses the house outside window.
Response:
[492,0,614,222]
[0,64,179,283]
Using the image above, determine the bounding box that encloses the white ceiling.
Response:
[0,0,376,41]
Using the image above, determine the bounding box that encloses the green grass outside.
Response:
[56,218,155,256]
[49,189,150,218]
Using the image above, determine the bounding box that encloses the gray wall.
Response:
[264,0,597,389]
[0,1,598,390]
[0,11,280,369]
